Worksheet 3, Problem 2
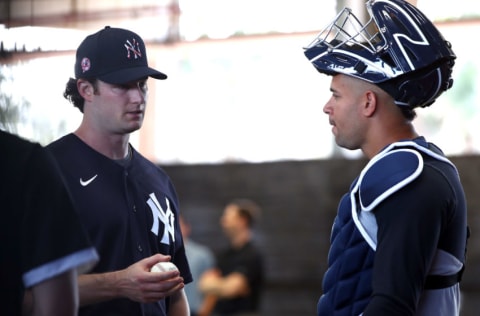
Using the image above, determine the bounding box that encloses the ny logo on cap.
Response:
[124,38,142,59]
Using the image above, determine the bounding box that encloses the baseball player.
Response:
[47,27,191,316]
[303,0,469,315]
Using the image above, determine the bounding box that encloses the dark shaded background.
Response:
[164,156,480,315]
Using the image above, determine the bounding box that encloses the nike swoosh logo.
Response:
[80,174,98,186]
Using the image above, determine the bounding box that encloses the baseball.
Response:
[150,261,178,273]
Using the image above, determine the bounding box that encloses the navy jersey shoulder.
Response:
[1,131,98,316]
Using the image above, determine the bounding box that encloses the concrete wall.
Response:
[163,155,480,316]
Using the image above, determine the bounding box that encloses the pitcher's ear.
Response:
[77,79,94,99]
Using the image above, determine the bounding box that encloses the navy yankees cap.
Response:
[74,26,167,84]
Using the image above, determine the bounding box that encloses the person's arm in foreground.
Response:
[168,288,190,316]
[78,254,185,306]
[198,294,218,316]
[23,269,78,316]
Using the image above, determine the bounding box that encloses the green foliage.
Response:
[447,61,478,118]
[0,68,30,133]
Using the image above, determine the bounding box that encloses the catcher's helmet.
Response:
[304,0,456,108]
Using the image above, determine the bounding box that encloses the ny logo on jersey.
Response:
[147,193,175,245]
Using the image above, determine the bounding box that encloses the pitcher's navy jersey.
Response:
[48,133,192,316]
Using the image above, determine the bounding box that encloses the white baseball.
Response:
[150,261,178,273]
